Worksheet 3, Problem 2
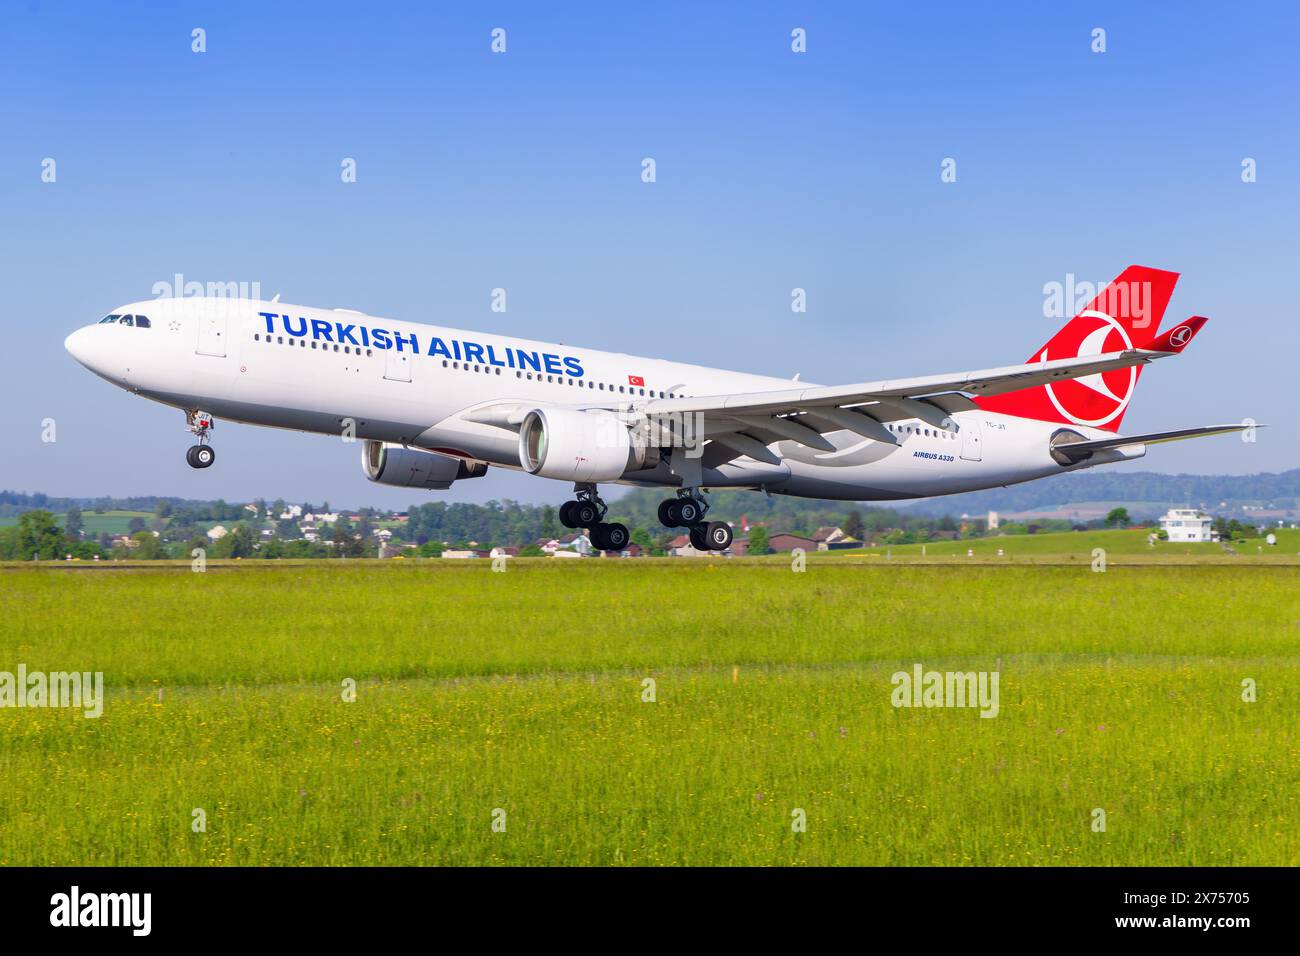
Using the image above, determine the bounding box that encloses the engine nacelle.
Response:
[517,407,651,482]
[362,440,487,489]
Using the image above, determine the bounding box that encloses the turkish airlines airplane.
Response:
[65,266,1250,552]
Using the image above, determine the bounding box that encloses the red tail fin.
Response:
[974,265,1179,432]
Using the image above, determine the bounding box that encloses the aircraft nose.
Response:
[64,326,93,365]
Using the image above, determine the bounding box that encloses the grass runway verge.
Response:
[1,559,1296,865]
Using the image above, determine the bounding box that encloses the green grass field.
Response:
[1,558,1296,866]
[841,526,1300,559]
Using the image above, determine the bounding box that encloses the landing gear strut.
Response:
[659,488,732,551]
[185,410,216,469]
[559,484,629,553]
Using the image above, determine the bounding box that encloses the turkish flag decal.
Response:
[628,375,645,387]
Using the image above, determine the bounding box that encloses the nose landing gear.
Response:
[185,410,216,469]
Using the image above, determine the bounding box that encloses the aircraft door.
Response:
[384,350,412,382]
[960,418,983,461]
[195,300,228,357]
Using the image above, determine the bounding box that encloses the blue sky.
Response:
[2,1,1296,508]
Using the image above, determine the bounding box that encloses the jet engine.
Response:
[362,440,487,489]
[517,407,653,482]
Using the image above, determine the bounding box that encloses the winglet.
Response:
[1145,316,1207,353]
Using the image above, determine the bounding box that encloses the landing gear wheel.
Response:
[689,524,710,551]
[559,501,579,529]
[572,501,600,527]
[657,499,676,528]
[600,523,629,551]
[187,445,214,469]
[589,524,609,551]
[675,499,704,526]
[705,521,732,551]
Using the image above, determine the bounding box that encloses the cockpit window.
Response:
[120,315,135,327]
[136,316,151,328]
[99,314,121,324]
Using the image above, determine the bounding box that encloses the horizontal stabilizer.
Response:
[1053,423,1261,463]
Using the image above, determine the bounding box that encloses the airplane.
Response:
[64,265,1254,553]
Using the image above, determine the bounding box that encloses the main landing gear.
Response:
[559,484,630,552]
[657,489,732,552]
[185,410,216,469]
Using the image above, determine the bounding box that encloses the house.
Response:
[551,533,592,556]
[811,526,863,550]
[206,525,229,541]
[666,533,702,557]
[536,535,592,556]
[1160,508,1216,543]
[810,527,846,550]
[489,546,520,559]
[767,533,817,553]
[599,542,646,558]
[441,549,489,559]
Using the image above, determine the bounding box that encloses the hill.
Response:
[894,468,1300,519]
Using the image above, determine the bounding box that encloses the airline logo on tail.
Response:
[975,266,1182,433]
[1040,309,1137,428]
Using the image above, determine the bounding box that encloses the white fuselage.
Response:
[64,298,1135,501]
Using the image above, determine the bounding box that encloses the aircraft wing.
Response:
[637,346,1184,465]
[460,344,1190,467]
[1050,424,1260,464]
